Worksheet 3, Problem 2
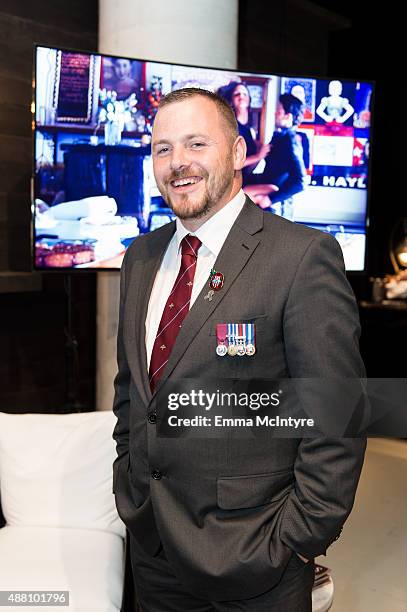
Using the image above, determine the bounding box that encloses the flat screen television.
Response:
[33,45,373,271]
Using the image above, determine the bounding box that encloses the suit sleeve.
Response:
[112,249,131,489]
[279,232,367,559]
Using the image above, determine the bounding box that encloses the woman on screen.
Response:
[104,58,139,101]
[218,81,270,183]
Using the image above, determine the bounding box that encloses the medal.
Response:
[245,323,256,356]
[216,323,228,357]
[245,343,256,356]
[236,323,246,356]
[209,268,224,292]
[216,344,228,356]
[227,323,238,356]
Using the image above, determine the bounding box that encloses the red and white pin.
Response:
[209,270,224,291]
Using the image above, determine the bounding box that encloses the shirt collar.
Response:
[175,189,246,257]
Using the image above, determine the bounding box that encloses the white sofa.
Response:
[0,411,126,612]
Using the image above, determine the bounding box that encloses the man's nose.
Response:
[170,145,190,170]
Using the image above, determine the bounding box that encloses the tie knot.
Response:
[181,235,202,259]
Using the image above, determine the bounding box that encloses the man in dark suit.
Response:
[112,87,366,611]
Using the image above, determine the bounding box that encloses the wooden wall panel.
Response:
[0,274,96,412]
[0,0,98,35]
[0,1,97,412]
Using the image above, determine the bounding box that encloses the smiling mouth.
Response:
[170,176,203,188]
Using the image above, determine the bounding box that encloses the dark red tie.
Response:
[149,235,202,393]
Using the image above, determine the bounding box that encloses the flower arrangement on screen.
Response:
[98,89,138,129]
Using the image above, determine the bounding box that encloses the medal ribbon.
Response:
[247,324,254,346]
[216,323,227,345]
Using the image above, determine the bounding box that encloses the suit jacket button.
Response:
[148,412,157,424]
[151,469,162,480]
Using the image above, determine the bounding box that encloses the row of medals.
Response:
[216,337,256,357]
[209,273,256,357]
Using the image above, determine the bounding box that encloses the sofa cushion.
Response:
[0,412,124,538]
[0,525,124,611]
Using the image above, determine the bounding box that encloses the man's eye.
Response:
[157,147,169,155]
[191,142,205,148]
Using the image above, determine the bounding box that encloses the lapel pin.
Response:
[204,289,214,302]
[209,268,224,291]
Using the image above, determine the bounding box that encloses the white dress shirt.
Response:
[145,189,246,368]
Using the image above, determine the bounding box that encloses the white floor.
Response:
[315,438,407,611]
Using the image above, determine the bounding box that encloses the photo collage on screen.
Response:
[34,47,373,270]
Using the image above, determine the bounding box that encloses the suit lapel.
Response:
[150,198,263,403]
[131,222,176,405]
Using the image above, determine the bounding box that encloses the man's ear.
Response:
[233,135,247,171]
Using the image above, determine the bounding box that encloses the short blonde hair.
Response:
[157,87,239,143]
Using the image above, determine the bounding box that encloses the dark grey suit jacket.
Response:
[112,197,366,600]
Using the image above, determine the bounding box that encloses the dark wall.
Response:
[0,1,98,412]
[239,0,400,289]
[0,274,96,412]
[326,5,407,375]
[239,0,406,375]
[239,0,350,76]
[327,15,403,277]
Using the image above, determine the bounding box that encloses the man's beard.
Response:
[158,162,234,220]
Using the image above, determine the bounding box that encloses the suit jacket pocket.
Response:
[217,469,293,510]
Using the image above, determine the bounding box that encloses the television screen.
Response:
[33,45,373,271]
